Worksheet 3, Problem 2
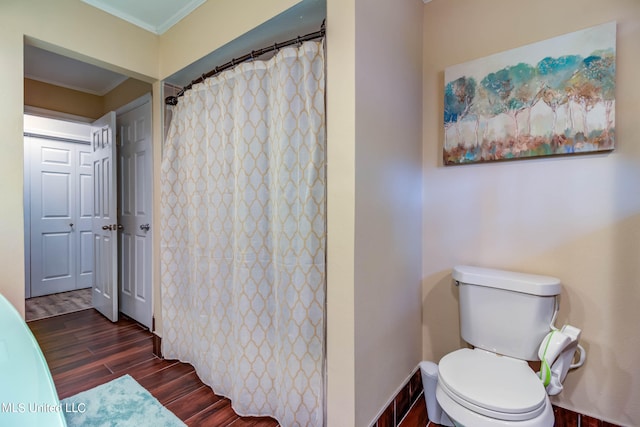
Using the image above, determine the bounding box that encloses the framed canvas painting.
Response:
[443,22,616,165]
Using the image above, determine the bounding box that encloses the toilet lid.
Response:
[438,348,547,420]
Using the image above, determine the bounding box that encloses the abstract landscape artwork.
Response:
[443,22,616,165]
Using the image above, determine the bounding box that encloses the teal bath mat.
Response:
[62,374,185,427]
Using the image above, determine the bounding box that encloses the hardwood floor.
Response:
[28,308,279,427]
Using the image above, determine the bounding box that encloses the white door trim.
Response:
[24,106,94,124]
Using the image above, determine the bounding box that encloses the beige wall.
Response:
[325,0,356,423]
[24,77,152,119]
[422,1,640,425]
[24,78,104,119]
[326,0,424,425]
[352,0,423,425]
[103,78,152,114]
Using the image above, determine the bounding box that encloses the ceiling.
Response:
[81,0,208,35]
[24,0,325,96]
[24,44,128,96]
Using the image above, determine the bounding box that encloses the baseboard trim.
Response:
[369,367,423,427]
[552,405,622,427]
[152,334,162,358]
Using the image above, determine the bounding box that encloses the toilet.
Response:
[421,265,585,427]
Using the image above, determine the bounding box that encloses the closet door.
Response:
[29,137,77,297]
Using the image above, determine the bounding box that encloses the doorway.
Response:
[23,43,154,328]
[24,100,153,328]
[23,115,95,321]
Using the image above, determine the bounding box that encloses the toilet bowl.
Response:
[420,266,585,427]
[435,348,554,427]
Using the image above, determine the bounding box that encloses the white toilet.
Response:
[421,265,585,427]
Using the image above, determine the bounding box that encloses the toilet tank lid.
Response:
[452,265,561,296]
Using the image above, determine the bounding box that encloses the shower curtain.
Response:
[160,41,325,426]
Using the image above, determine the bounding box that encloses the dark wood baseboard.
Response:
[370,368,423,427]
[152,334,162,358]
[553,405,622,427]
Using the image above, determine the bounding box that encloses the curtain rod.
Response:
[165,21,326,106]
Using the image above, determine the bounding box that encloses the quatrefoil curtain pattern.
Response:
[160,41,326,426]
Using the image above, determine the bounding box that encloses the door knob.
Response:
[69,223,74,228]
[102,225,111,230]
[117,224,124,230]
[140,224,150,231]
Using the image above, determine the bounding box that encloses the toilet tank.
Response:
[452,265,561,361]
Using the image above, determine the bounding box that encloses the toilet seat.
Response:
[438,348,547,421]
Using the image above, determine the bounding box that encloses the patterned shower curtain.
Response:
[160,41,325,426]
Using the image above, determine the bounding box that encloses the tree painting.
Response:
[443,22,616,165]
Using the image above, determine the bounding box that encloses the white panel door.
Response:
[91,112,118,322]
[29,137,76,297]
[118,100,152,328]
[76,145,94,289]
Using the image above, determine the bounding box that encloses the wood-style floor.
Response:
[25,288,92,321]
[28,308,279,427]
